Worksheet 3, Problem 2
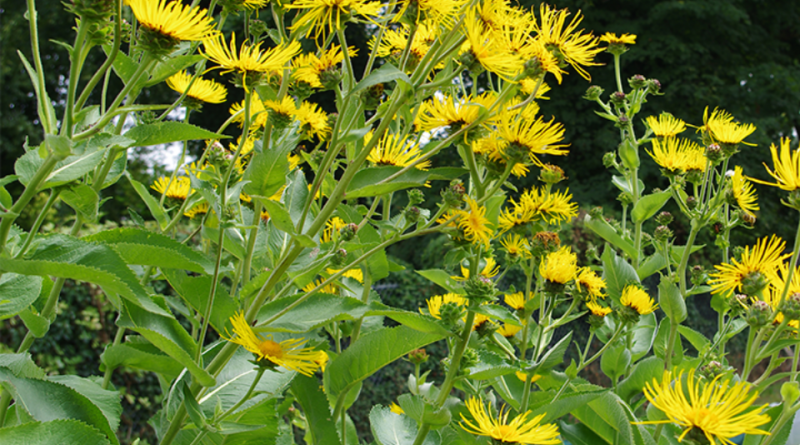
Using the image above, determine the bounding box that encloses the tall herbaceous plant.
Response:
[1,0,799,444]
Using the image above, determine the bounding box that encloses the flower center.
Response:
[688,407,719,429]
[258,340,284,359]
[492,424,515,440]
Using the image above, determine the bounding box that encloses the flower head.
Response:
[708,235,789,296]
[151,176,191,200]
[416,93,495,135]
[295,101,331,140]
[423,293,467,319]
[496,115,568,165]
[288,0,383,38]
[731,166,759,217]
[504,292,525,310]
[223,312,321,376]
[645,113,686,138]
[184,202,210,218]
[366,132,430,170]
[576,267,606,301]
[202,33,301,83]
[539,246,578,285]
[128,0,217,52]
[620,285,657,315]
[166,71,227,104]
[457,196,494,248]
[454,257,500,281]
[586,301,611,317]
[749,138,800,191]
[532,4,602,80]
[599,32,636,45]
[647,137,705,173]
[637,369,770,445]
[460,8,524,80]
[460,397,561,444]
[498,323,522,338]
[500,234,531,258]
[395,0,468,27]
[292,45,354,88]
[707,117,757,146]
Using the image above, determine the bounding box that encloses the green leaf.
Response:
[676,325,710,353]
[572,392,635,444]
[126,174,169,230]
[124,122,227,147]
[366,302,451,336]
[292,374,342,445]
[182,382,207,429]
[742,405,793,445]
[61,184,99,222]
[601,246,641,301]
[104,45,137,82]
[529,389,606,424]
[0,368,119,444]
[537,331,572,371]
[631,190,671,223]
[0,419,112,445]
[260,199,295,234]
[601,343,631,381]
[467,351,516,380]
[658,279,686,323]
[630,313,658,362]
[85,228,215,274]
[397,394,451,428]
[0,274,43,320]
[17,51,57,134]
[162,269,237,335]
[49,375,122,432]
[472,304,520,326]
[19,308,50,338]
[346,167,429,199]
[145,55,204,86]
[616,356,664,402]
[244,141,290,198]
[350,63,411,95]
[100,343,183,380]
[283,170,309,228]
[0,234,168,317]
[0,353,46,379]
[559,422,607,445]
[416,269,464,294]
[256,293,369,333]
[370,405,438,445]
[584,214,637,259]
[15,148,108,190]
[324,326,445,404]
[117,299,215,387]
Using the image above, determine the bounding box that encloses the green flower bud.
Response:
[610,91,627,106]
[781,382,800,406]
[780,293,800,321]
[339,223,358,241]
[617,192,634,206]
[249,19,268,40]
[741,272,769,297]
[405,206,421,223]
[584,85,604,101]
[602,152,618,169]
[705,144,723,163]
[319,68,342,90]
[654,225,673,243]
[628,74,646,89]
[407,348,429,365]
[699,360,724,380]
[588,206,604,219]
[331,248,347,268]
[459,348,480,374]
[465,276,497,304]
[746,300,773,328]
[646,78,661,93]
[407,189,425,206]
[538,164,567,185]
[686,196,698,210]
[441,179,466,207]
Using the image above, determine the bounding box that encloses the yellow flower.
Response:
[151,176,191,200]
[390,402,405,415]
[532,4,601,81]
[314,350,329,372]
[645,113,686,138]
[322,217,347,243]
[515,372,542,383]
[473,136,530,178]
[707,117,757,146]
[457,196,494,248]
[520,78,552,98]
[327,268,364,283]
[303,278,339,295]
[539,246,578,285]
[128,0,217,43]
[224,312,321,376]
[762,265,800,328]
[708,235,789,296]
[461,8,524,80]
[500,235,531,258]
[288,0,383,38]
[202,33,301,77]
[475,0,530,31]
[292,45,355,88]
[731,166,759,217]
[637,369,770,445]
[586,301,611,317]
[748,137,800,191]
[366,132,431,170]
[504,292,525,310]
[288,154,301,171]
[599,32,636,45]
[647,137,704,173]
[499,187,577,231]
[295,102,331,140]
[423,293,467,319]
[496,115,568,165]
[620,285,657,315]
[498,323,521,338]
[230,91,268,129]
[184,202,209,219]
[576,267,606,301]
[395,0,468,27]
[460,397,561,444]
[454,257,500,281]
[166,71,227,104]
[370,23,440,69]
[415,93,495,134]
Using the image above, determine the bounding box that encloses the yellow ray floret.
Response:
[731,166,759,217]
[586,301,611,317]
[599,32,637,45]
[645,113,686,138]
[504,291,525,310]
[128,0,217,42]
[460,397,561,444]
[422,293,467,319]
[576,267,607,300]
[496,115,568,163]
[636,369,770,445]
[288,0,383,38]
[539,246,578,285]
[202,33,301,75]
[166,70,227,103]
[620,285,657,315]
[223,312,321,376]
[532,4,602,81]
[647,137,704,173]
[500,234,531,258]
[457,196,494,248]
[151,176,191,200]
[749,137,800,191]
[366,132,431,170]
[708,235,789,296]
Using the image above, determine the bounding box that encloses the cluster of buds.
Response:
[746,300,773,328]
[441,179,466,208]
[339,223,358,242]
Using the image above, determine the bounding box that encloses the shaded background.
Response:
[1,0,799,442]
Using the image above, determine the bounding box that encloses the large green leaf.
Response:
[61,184,99,222]
[631,190,671,223]
[117,299,215,387]
[616,356,664,402]
[467,351,516,380]
[366,302,452,336]
[350,63,411,95]
[584,214,637,259]
[529,388,606,424]
[0,353,46,379]
[292,374,342,445]
[0,368,119,444]
[162,269,237,335]
[85,228,215,274]
[630,313,658,362]
[283,170,309,228]
[346,167,429,199]
[538,331,572,371]
[0,234,168,317]
[256,293,370,333]
[572,392,635,444]
[324,326,445,403]
[244,140,291,199]
[0,419,112,445]
[126,174,169,230]
[658,279,686,323]
[370,405,438,445]
[124,121,226,147]
[145,55,205,86]
[15,148,108,190]
[416,269,465,294]
[559,422,607,445]
[100,343,183,380]
[0,274,43,320]
[49,375,122,432]
[601,245,641,301]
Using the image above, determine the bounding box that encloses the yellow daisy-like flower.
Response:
[619,285,657,315]
[287,0,383,38]
[539,246,578,285]
[748,138,800,191]
[303,278,339,295]
[395,0,468,27]
[457,196,494,248]
[295,102,331,140]
[762,264,800,328]
[461,8,524,80]
[460,397,561,444]
[708,235,789,296]
[151,176,191,200]
[390,402,405,415]
[599,32,636,45]
[473,136,531,178]
[731,166,759,217]
[223,312,321,376]
[496,115,568,164]
[586,301,611,317]
[520,186,578,225]
[454,257,501,281]
[327,267,364,283]
[532,4,602,81]
[576,267,607,301]
[520,78,552,98]
[292,45,354,88]
[230,91,268,129]
[370,23,440,70]
[321,217,348,243]
[500,234,531,258]
[202,33,301,77]
[415,93,495,134]
[645,113,686,138]
[637,369,770,445]
[422,293,467,319]
[313,350,329,372]
[497,323,522,338]
[707,117,757,146]
[128,0,217,43]
[366,132,431,170]
[166,71,227,104]
[504,292,525,310]
[647,137,704,173]
[184,202,209,219]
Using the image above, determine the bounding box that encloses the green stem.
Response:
[14,188,61,258]
[613,54,623,93]
[101,327,126,389]
[677,222,700,296]
[793,343,800,382]
[0,154,58,254]
[26,0,55,133]
[778,215,800,306]
[62,20,90,138]
[241,201,262,288]
[664,319,679,370]
[0,392,10,427]
[520,373,534,412]
[518,257,535,361]
[336,28,354,92]
[75,0,123,110]
[579,323,624,372]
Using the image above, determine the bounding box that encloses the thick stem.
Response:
[613,54,624,93]
[664,320,679,370]
[26,0,55,133]
[62,20,90,138]
[677,222,700,296]
[14,188,61,258]
[0,155,58,253]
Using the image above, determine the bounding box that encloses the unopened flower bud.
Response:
[741,272,769,297]
[747,300,773,328]
[655,211,673,226]
[654,225,673,242]
[628,74,647,89]
[407,348,429,365]
[646,78,661,93]
[781,382,800,405]
[331,248,348,267]
[705,144,723,162]
[589,206,604,219]
[686,196,698,210]
[459,348,480,374]
[780,293,800,321]
[691,265,706,286]
[319,68,342,90]
[442,179,466,207]
[584,85,604,101]
[407,189,425,206]
[249,19,268,40]
[615,114,630,129]
[700,360,724,380]
[339,223,358,241]
[611,91,627,106]
[603,152,618,169]
[439,302,465,328]
[538,164,566,184]
[619,304,641,325]
[617,192,634,206]
[474,318,499,339]
[405,206,421,223]
[465,276,496,304]
[730,294,748,317]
